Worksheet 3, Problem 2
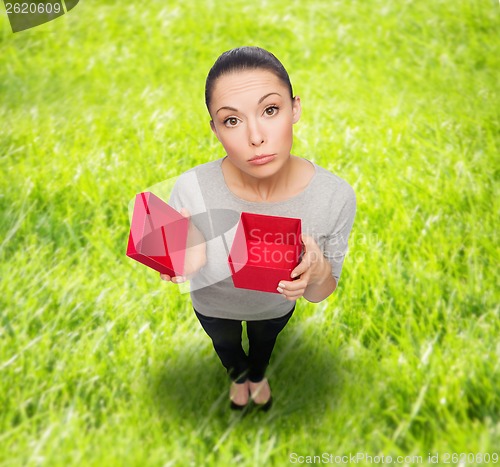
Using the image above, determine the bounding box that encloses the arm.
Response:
[302,252,337,303]
[276,234,337,303]
[160,172,207,284]
[278,185,356,302]
[160,207,206,284]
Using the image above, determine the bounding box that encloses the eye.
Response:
[223,117,240,128]
[264,105,279,116]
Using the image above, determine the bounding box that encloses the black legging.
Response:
[194,305,295,383]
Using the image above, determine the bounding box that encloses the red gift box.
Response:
[126,192,189,276]
[228,212,303,293]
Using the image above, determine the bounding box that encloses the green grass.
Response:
[1,0,499,465]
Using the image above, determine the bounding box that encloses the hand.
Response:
[276,234,332,301]
[160,207,206,284]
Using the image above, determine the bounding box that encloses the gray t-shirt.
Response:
[168,157,356,320]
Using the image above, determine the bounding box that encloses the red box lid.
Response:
[126,192,188,276]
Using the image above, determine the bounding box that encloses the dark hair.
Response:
[205,46,294,113]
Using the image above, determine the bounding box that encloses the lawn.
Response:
[0,0,499,465]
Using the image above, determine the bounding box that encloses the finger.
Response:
[279,286,304,300]
[284,291,303,301]
[278,277,308,293]
[292,236,325,279]
[172,275,187,284]
[291,252,314,278]
[291,260,309,279]
[300,233,321,250]
[160,273,171,281]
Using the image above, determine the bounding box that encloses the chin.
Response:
[249,159,285,177]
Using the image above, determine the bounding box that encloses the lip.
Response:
[248,154,276,165]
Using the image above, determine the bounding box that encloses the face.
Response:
[209,69,301,179]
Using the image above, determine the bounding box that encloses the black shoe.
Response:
[230,400,247,411]
[254,396,273,412]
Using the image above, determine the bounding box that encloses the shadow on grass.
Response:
[148,322,346,431]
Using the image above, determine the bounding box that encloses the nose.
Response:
[247,119,264,147]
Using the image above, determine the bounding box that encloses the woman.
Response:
[160,46,356,411]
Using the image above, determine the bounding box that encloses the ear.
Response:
[291,96,301,124]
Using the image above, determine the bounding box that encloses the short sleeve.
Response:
[166,169,206,216]
[167,178,182,212]
[323,184,356,284]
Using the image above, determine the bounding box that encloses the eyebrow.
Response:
[216,92,282,114]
